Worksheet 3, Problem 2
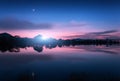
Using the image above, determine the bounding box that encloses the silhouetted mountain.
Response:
[34,34,42,40]
[0,33,119,53]
[33,34,43,45]
[0,33,13,38]
[0,33,15,45]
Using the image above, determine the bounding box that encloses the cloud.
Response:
[54,20,88,28]
[89,30,118,35]
[0,18,89,30]
[0,18,52,30]
[63,30,120,39]
[65,20,87,27]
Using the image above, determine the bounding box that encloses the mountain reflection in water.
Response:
[0,45,120,81]
[0,43,120,54]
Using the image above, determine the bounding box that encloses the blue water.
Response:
[0,45,120,81]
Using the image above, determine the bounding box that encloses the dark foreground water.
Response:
[0,45,120,81]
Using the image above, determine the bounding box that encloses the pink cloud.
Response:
[62,30,120,39]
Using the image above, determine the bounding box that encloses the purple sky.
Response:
[0,0,119,39]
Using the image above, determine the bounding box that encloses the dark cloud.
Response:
[0,18,52,30]
[63,30,119,39]
[89,30,118,35]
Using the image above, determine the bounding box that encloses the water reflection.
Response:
[0,44,119,55]
[33,46,43,52]
[0,45,119,81]
[70,45,120,55]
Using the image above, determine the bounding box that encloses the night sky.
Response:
[0,0,120,39]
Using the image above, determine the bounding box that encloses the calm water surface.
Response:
[0,45,120,81]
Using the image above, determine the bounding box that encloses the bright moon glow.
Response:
[41,36,49,40]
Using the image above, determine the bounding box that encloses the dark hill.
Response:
[0,33,13,38]
[0,33,15,45]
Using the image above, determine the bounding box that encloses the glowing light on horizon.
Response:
[41,35,49,40]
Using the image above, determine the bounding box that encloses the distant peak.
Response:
[0,33,13,37]
[34,34,42,39]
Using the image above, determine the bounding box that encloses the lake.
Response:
[0,45,120,81]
